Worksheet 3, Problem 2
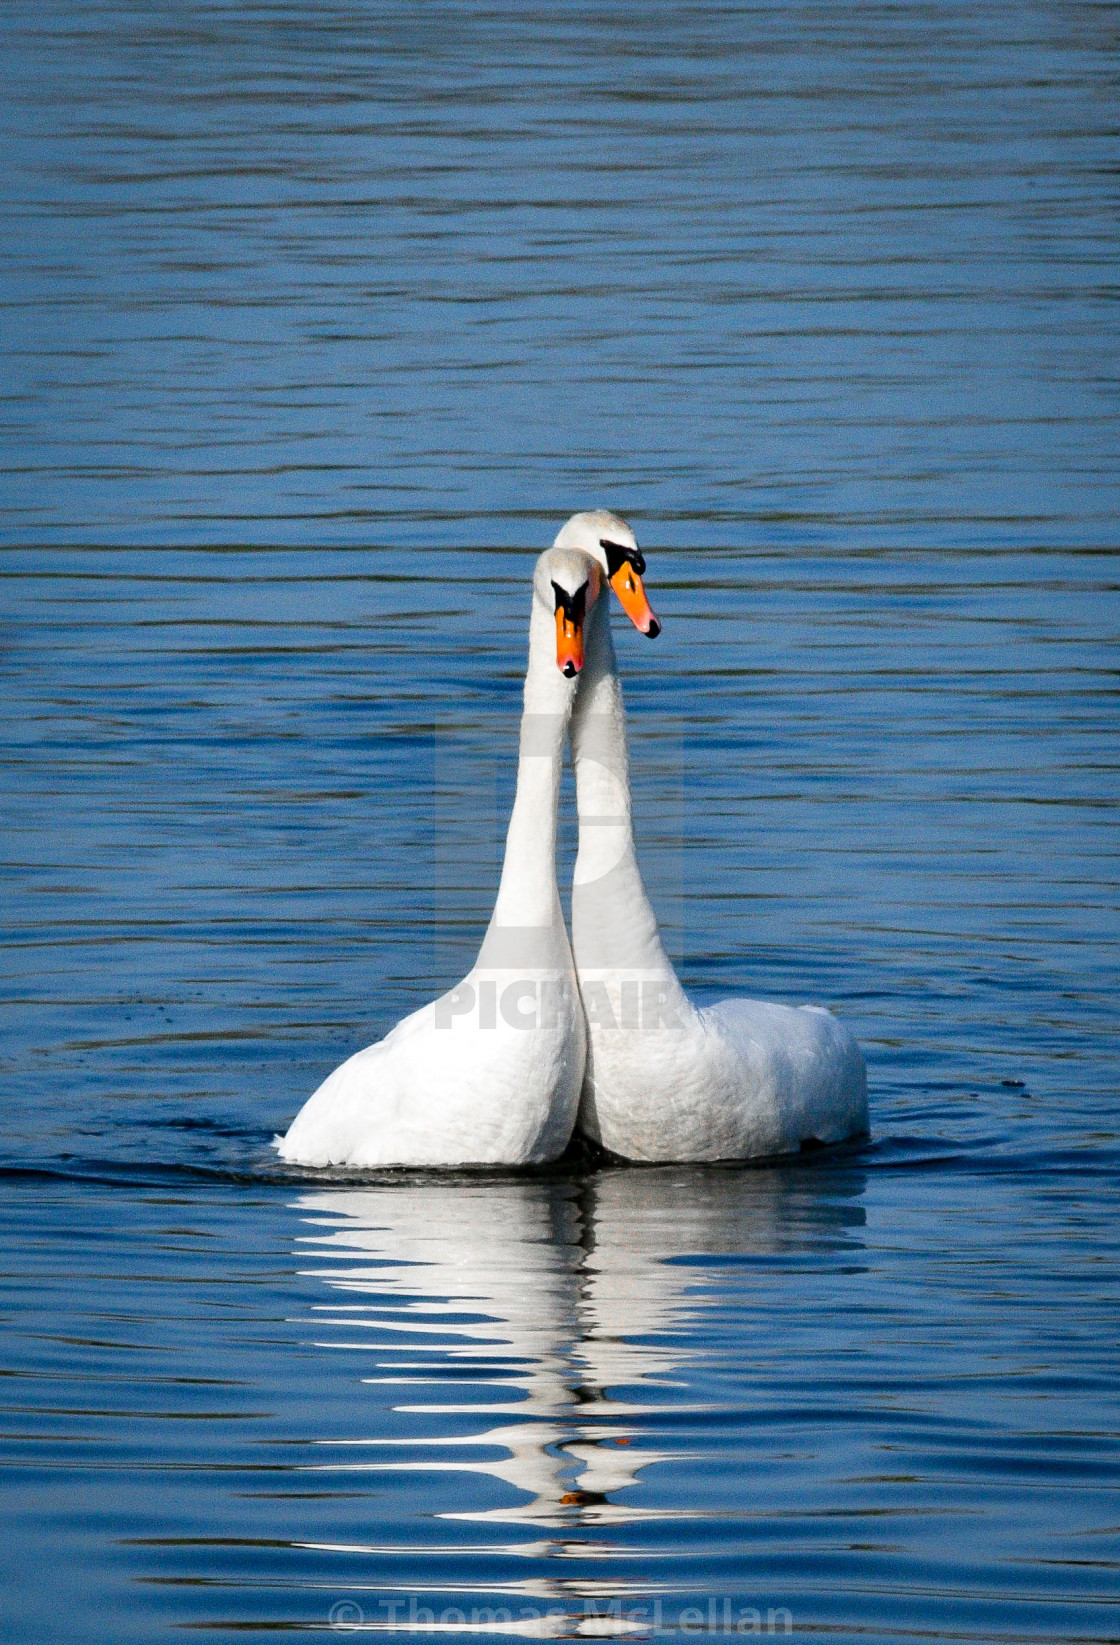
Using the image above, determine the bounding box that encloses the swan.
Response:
[558,509,869,1162]
[278,544,611,1168]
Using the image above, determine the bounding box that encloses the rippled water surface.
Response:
[1,2,1118,1641]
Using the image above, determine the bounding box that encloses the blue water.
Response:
[1,3,1118,1641]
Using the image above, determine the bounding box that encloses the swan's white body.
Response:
[277,551,589,1168]
[561,512,869,1162]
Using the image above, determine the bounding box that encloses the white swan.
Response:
[278,545,602,1168]
[558,509,869,1162]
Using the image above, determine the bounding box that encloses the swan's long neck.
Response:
[569,606,688,999]
[478,593,575,969]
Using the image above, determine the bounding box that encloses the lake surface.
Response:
[1,2,1117,1641]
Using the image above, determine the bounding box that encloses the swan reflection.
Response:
[293,1166,865,1532]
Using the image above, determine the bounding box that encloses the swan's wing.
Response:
[704,997,867,1148]
[275,998,433,1165]
[278,971,585,1168]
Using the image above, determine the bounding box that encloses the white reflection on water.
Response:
[293,1169,842,1531]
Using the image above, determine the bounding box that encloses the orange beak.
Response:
[608,561,661,637]
[553,588,585,676]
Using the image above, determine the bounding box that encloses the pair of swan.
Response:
[277,511,867,1168]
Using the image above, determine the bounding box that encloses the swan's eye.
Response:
[600,538,646,579]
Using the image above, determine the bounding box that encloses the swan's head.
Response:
[535,545,604,678]
[551,509,661,639]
